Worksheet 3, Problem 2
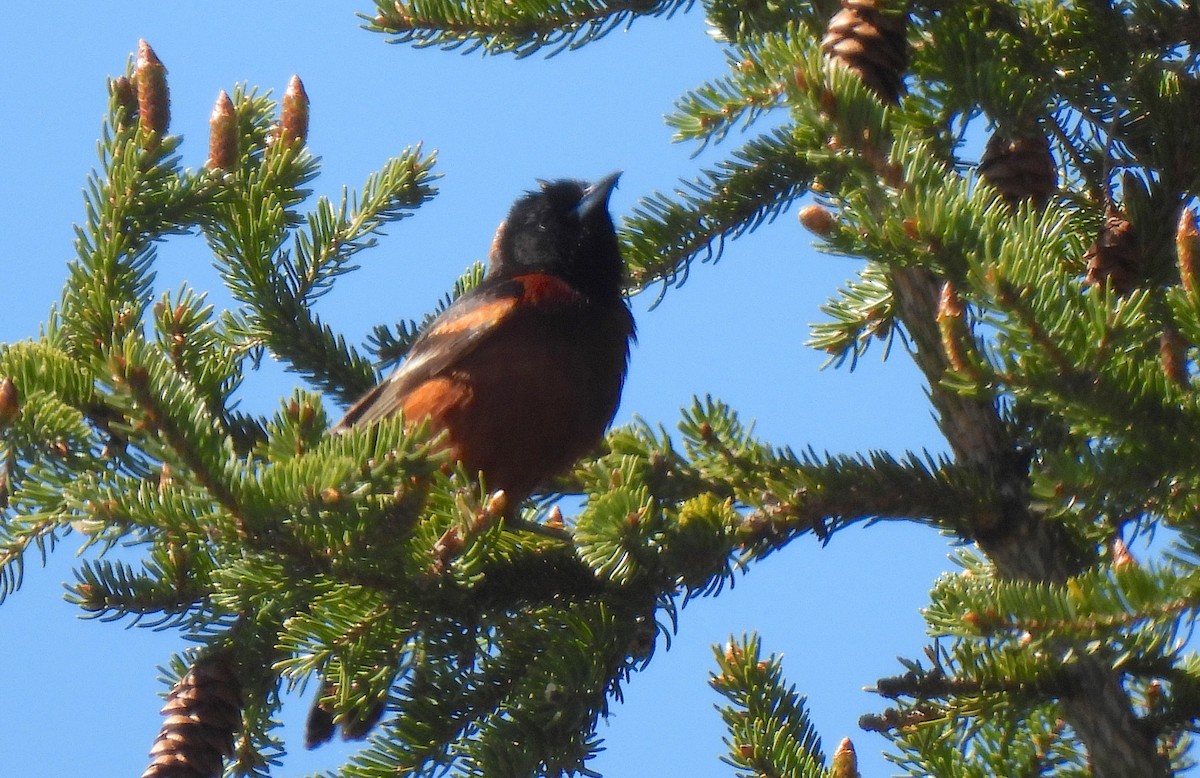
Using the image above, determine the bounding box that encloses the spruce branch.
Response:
[894,198,1166,778]
[68,556,208,629]
[366,261,485,368]
[907,3,1052,131]
[710,634,828,778]
[367,0,694,58]
[798,5,1179,772]
[61,119,209,361]
[621,126,815,290]
[666,28,819,149]
[808,260,896,368]
[106,339,244,528]
[926,557,1200,658]
[703,0,836,43]
[624,9,915,298]
[0,516,62,604]
[0,338,116,602]
[204,123,438,402]
[729,448,994,552]
[884,209,1166,778]
[291,149,440,308]
[872,698,1088,777]
[153,287,246,431]
[573,398,993,575]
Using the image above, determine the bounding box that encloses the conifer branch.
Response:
[576,399,990,575]
[0,516,61,604]
[621,127,815,290]
[292,150,440,307]
[703,0,835,42]
[809,260,895,368]
[0,340,112,601]
[205,135,438,403]
[885,187,1168,778]
[366,261,485,368]
[710,635,829,778]
[60,105,211,361]
[802,7,1174,771]
[368,0,694,57]
[109,345,245,530]
[666,29,816,149]
[68,557,208,628]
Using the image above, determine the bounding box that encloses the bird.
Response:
[333,172,635,508]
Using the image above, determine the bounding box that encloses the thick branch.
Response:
[888,264,1166,777]
[889,266,1079,580]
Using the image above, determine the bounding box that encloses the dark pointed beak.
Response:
[576,171,622,219]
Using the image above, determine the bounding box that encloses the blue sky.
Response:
[0,3,957,776]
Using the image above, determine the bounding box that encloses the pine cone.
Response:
[142,651,242,778]
[1085,209,1140,294]
[821,0,908,104]
[304,696,337,750]
[305,678,388,747]
[978,131,1057,209]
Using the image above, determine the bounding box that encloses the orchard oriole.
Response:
[309,175,633,747]
[333,173,635,505]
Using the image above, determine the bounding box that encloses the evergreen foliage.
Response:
[5,1,1200,776]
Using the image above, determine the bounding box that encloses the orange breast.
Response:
[399,302,631,501]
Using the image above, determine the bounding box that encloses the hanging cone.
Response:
[305,678,389,747]
[141,651,242,778]
[978,131,1057,209]
[821,0,908,104]
[305,688,337,750]
[1085,208,1140,294]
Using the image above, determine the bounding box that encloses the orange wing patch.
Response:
[401,376,472,424]
[399,376,472,461]
[425,296,518,339]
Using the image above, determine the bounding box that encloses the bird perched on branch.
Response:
[334,173,635,506]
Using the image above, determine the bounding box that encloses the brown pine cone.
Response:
[141,651,242,778]
[1084,208,1139,295]
[821,0,908,104]
[978,131,1057,209]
